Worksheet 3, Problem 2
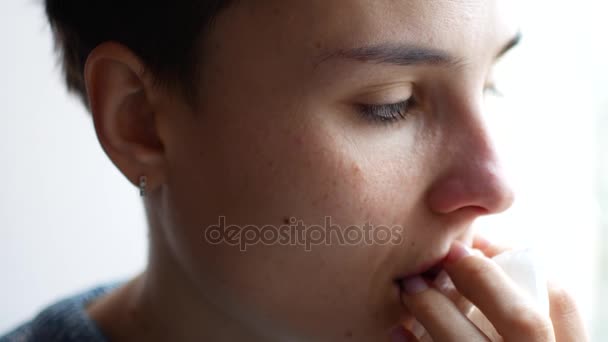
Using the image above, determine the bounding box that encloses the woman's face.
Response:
[155,0,518,340]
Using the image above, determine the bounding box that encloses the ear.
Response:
[84,41,166,194]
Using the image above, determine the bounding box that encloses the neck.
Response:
[87,198,269,341]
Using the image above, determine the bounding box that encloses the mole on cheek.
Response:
[344,330,353,338]
[349,162,367,190]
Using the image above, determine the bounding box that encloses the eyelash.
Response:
[484,82,503,97]
[358,83,502,124]
[357,98,416,124]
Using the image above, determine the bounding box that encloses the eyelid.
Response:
[355,84,414,105]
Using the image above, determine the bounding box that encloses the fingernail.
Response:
[390,326,412,342]
[432,270,454,293]
[475,235,492,249]
[445,241,473,264]
[400,276,428,295]
[410,320,427,339]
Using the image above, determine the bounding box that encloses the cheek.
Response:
[162,107,432,338]
[190,116,389,226]
[249,126,413,228]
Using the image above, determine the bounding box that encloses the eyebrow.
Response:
[316,32,522,68]
[495,31,522,60]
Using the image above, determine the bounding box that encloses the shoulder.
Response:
[1,282,123,342]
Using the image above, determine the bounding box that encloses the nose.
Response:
[425,103,515,217]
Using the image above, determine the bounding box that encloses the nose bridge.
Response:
[434,94,498,181]
[453,108,498,169]
[425,96,514,216]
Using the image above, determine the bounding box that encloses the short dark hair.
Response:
[44,0,233,109]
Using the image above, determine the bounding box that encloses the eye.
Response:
[357,97,416,124]
[484,82,504,97]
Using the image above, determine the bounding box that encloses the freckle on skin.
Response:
[314,41,322,49]
[283,217,290,224]
[344,330,353,338]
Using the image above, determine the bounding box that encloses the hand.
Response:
[398,236,589,342]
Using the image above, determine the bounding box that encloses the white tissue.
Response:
[492,248,550,315]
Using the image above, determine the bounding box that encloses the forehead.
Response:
[234,0,518,61]
[202,0,521,95]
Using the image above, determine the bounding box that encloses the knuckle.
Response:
[507,304,554,339]
[461,257,495,283]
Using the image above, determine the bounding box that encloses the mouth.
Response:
[393,258,446,292]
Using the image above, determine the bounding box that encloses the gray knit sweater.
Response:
[0,283,122,342]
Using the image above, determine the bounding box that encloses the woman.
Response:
[2,0,588,341]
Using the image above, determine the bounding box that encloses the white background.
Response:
[1,0,606,340]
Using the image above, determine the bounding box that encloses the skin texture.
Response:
[81,0,585,341]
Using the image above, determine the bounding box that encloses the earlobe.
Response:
[84,41,166,191]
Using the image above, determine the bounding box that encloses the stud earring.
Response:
[139,175,147,197]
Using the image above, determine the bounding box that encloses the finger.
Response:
[547,282,589,342]
[472,235,511,258]
[419,331,434,342]
[444,242,556,341]
[467,307,503,341]
[390,325,419,342]
[432,270,475,315]
[400,276,490,342]
[410,319,438,342]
